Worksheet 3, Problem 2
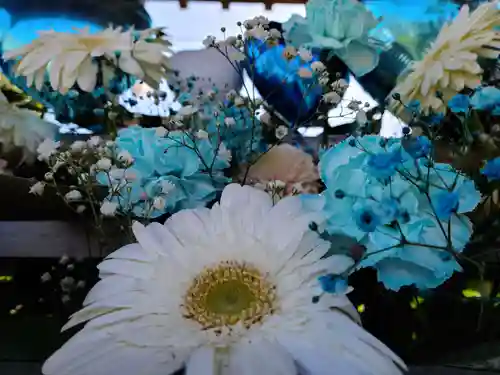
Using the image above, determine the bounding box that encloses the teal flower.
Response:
[319,135,397,185]
[360,214,471,290]
[447,94,470,113]
[206,104,262,163]
[470,86,500,111]
[423,163,481,217]
[365,148,402,180]
[404,136,431,159]
[432,191,460,220]
[482,157,500,181]
[429,113,445,126]
[98,126,229,218]
[283,0,380,76]
[353,203,382,232]
[318,274,351,294]
[309,134,478,290]
[406,101,421,113]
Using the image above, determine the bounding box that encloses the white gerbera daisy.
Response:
[42,184,406,375]
[391,1,500,114]
[0,93,58,162]
[4,26,171,94]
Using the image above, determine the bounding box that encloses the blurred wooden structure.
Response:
[157,0,305,11]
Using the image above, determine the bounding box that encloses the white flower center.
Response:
[182,261,277,330]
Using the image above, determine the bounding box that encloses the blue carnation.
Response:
[312,134,478,291]
[206,104,262,163]
[359,216,470,290]
[429,113,445,126]
[318,274,350,294]
[98,126,229,218]
[470,86,500,111]
[365,148,402,180]
[353,204,382,232]
[407,100,421,113]
[432,190,460,220]
[482,157,500,181]
[448,94,470,113]
[405,136,431,159]
[425,164,481,217]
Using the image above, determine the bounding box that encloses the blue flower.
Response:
[448,94,470,113]
[428,113,445,126]
[359,215,470,290]
[425,164,482,216]
[405,136,431,159]
[353,204,382,232]
[470,86,500,111]
[407,100,421,113]
[319,135,397,185]
[283,0,380,76]
[98,126,229,218]
[365,148,402,180]
[371,256,461,291]
[482,157,500,181]
[312,134,478,291]
[244,39,324,124]
[432,190,459,220]
[318,274,350,294]
[206,104,262,163]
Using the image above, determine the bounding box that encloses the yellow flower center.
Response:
[182,261,277,330]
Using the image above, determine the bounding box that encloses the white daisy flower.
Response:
[42,184,406,375]
[0,98,58,162]
[4,26,171,94]
[391,1,500,114]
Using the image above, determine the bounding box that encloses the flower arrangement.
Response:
[3,1,500,373]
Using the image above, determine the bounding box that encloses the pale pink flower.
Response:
[244,144,319,194]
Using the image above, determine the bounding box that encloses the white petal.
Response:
[83,275,139,305]
[34,68,46,91]
[262,196,325,254]
[106,243,156,263]
[132,221,166,256]
[48,55,65,90]
[186,346,216,375]
[279,313,406,375]
[118,52,145,77]
[219,183,273,220]
[42,328,186,375]
[77,57,98,92]
[228,340,298,375]
[97,258,154,279]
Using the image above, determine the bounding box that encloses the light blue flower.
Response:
[283,0,380,76]
[404,136,431,159]
[359,214,471,290]
[319,135,396,185]
[318,274,350,294]
[371,256,461,291]
[406,100,421,113]
[432,190,459,220]
[365,148,402,180]
[481,157,500,181]
[206,104,262,163]
[311,134,478,290]
[424,163,482,216]
[447,94,470,113]
[353,203,382,232]
[321,168,368,239]
[470,86,500,111]
[98,126,229,218]
[429,113,445,126]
